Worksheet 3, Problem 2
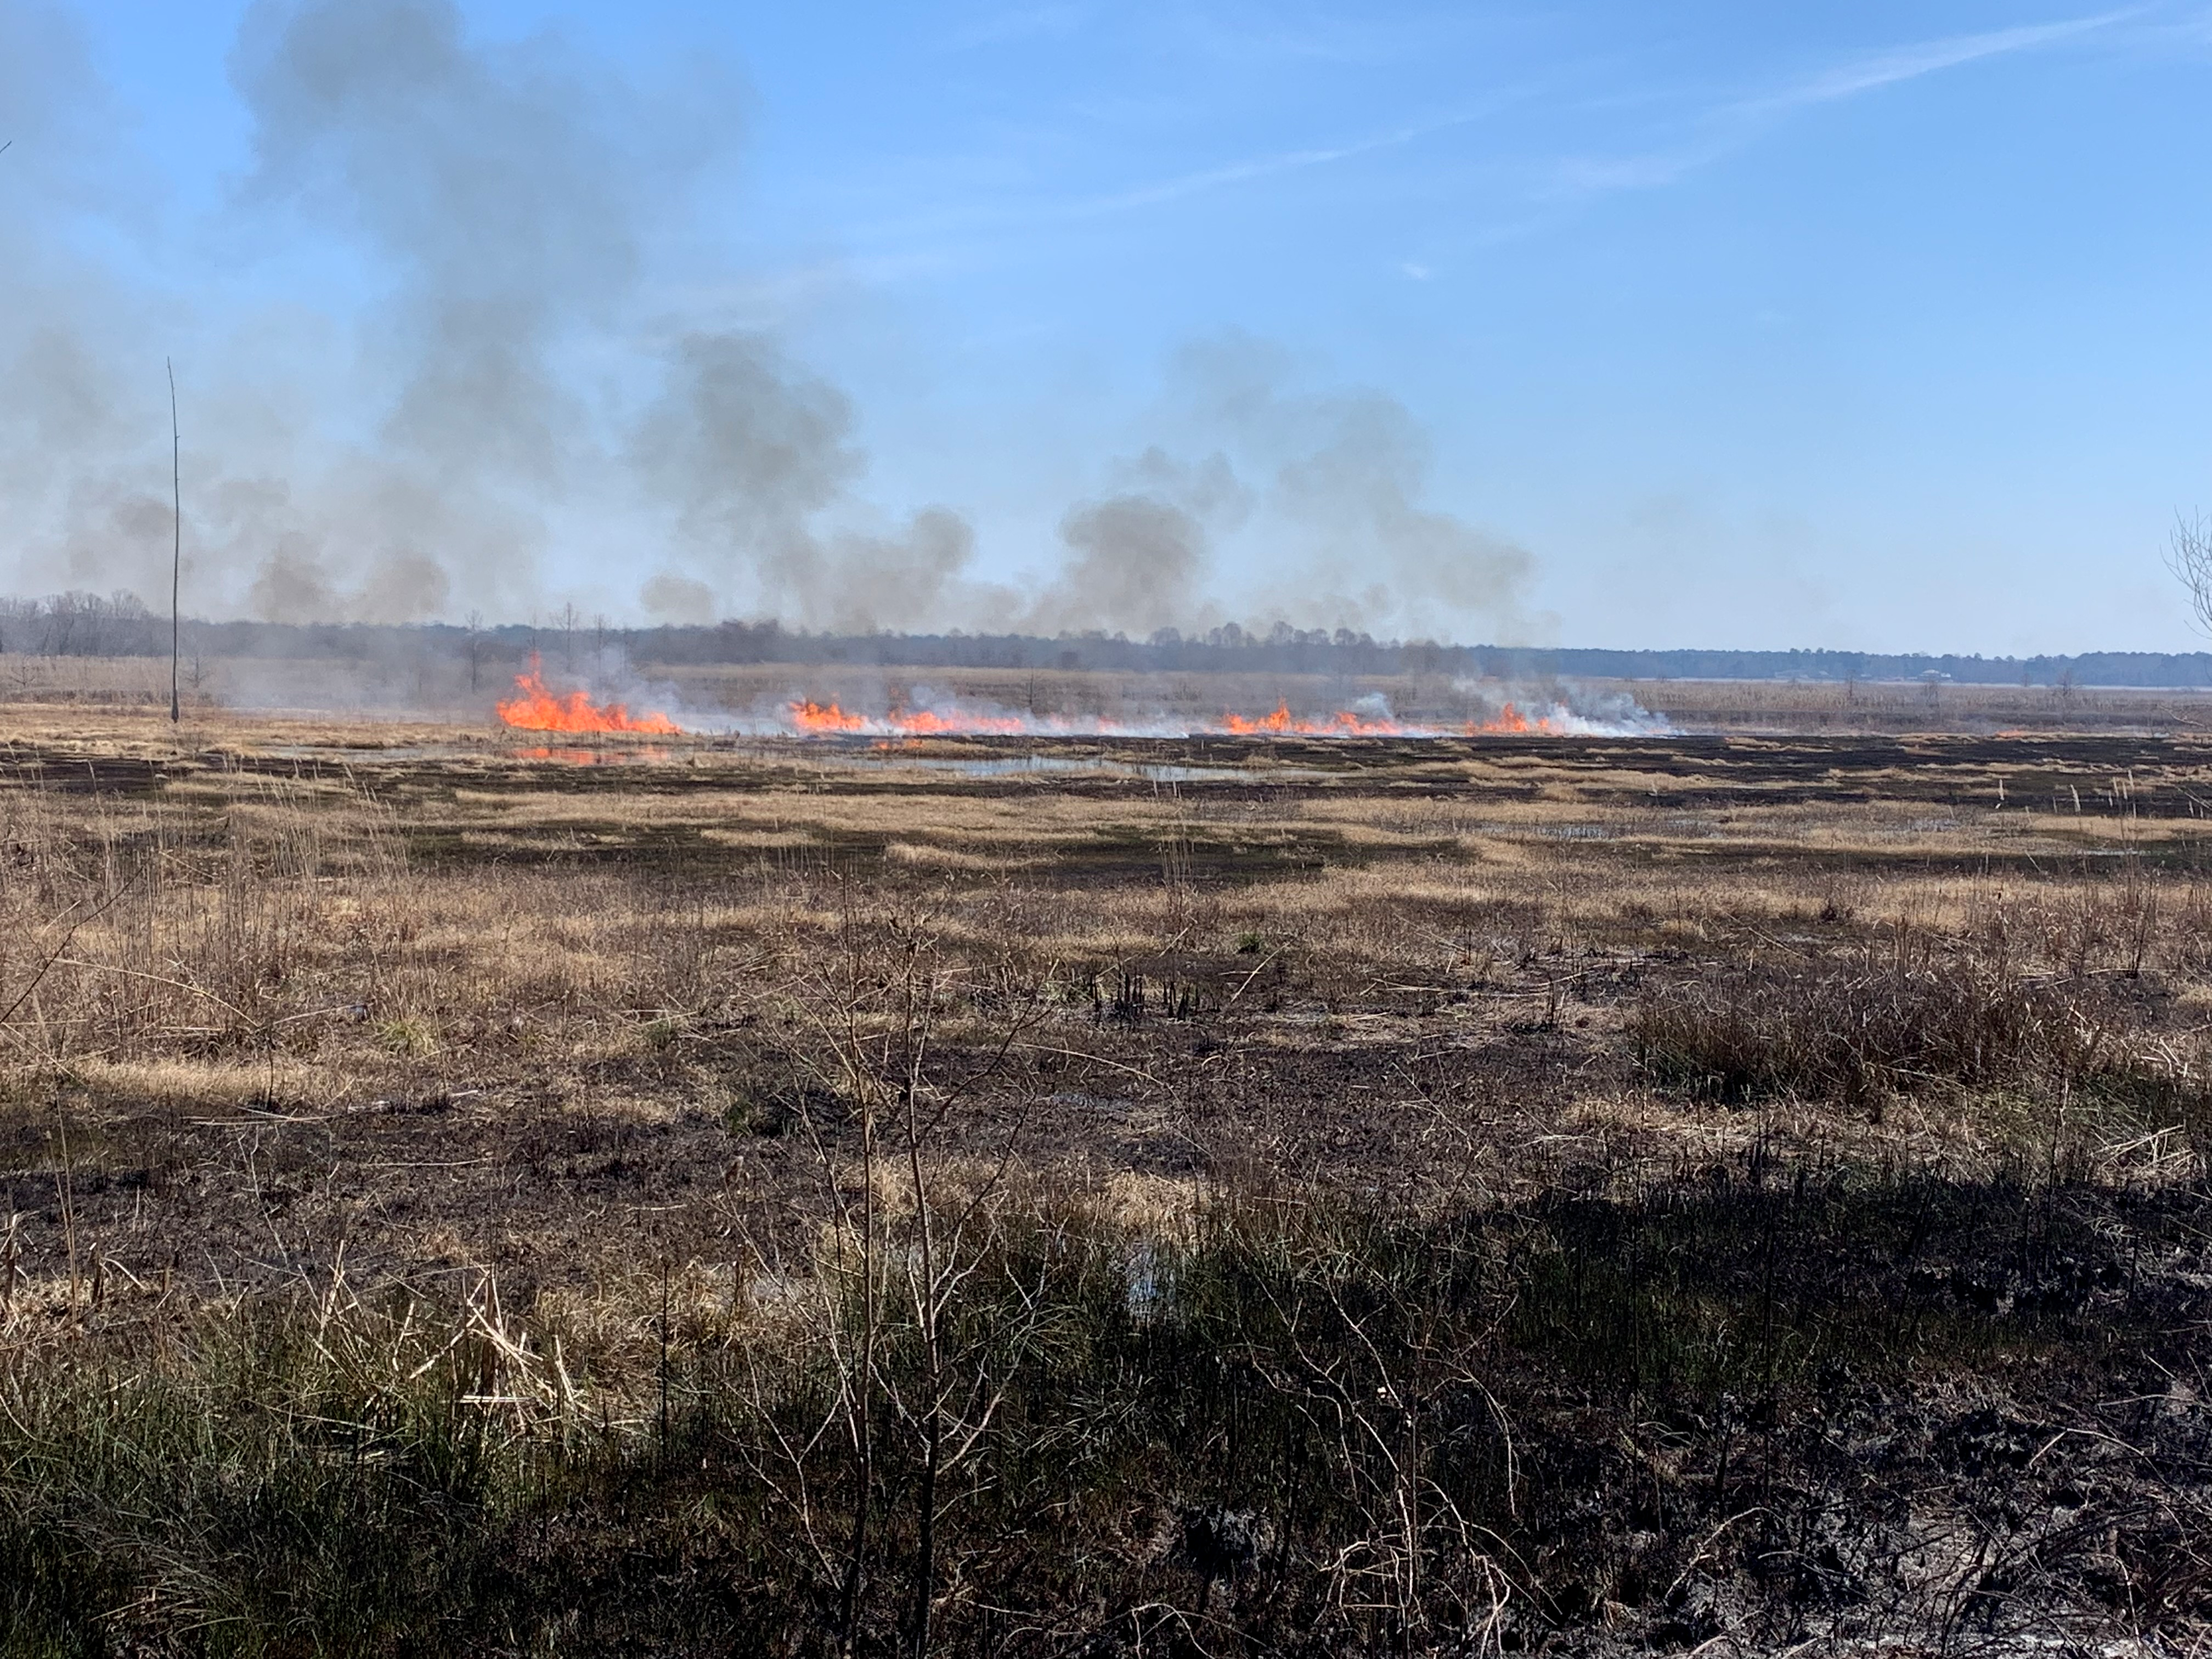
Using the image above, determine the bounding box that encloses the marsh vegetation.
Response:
[4,704,2212,1655]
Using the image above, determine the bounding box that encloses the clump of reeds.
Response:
[1629,926,2212,1156]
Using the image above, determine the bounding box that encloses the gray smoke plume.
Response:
[0,1,176,605]
[634,332,861,564]
[1004,340,1539,644]
[0,3,1535,645]
[1155,332,1542,642]
[1019,448,1245,635]
[233,3,999,631]
[235,0,641,474]
[4,0,721,623]
[224,0,685,619]
[1038,496,1206,637]
[630,330,986,630]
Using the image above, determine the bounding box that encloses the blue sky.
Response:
[4,0,2209,651]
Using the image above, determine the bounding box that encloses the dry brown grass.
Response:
[0,717,2204,1260]
[8,704,2212,1650]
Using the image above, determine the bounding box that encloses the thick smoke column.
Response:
[0,1,1539,646]
[1012,341,1539,644]
[1036,496,1207,637]
[0,0,178,607]
[1144,334,1541,643]
[226,0,679,621]
[631,331,980,631]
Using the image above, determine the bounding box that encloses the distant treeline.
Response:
[6,592,2210,687]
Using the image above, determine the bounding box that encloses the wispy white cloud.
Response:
[1547,6,2146,200]
[1065,105,1504,217]
[831,3,2164,279]
[827,89,1527,269]
[1746,8,2142,114]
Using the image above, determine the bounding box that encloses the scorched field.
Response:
[4,707,2212,1656]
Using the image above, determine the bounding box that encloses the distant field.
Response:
[7,648,2211,737]
[4,703,2211,1652]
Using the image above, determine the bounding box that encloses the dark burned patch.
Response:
[0,750,176,795]
[1606,839,2212,879]
[7,1170,2209,1654]
[404,820,740,873]
[1505,1173,2202,1391]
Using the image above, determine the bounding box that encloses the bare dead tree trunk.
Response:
[167,360,180,725]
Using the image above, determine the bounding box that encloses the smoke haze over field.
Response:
[0,0,1539,643]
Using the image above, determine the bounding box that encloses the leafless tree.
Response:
[2166,512,2212,638]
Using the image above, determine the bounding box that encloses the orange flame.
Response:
[497,655,681,735]
[777,694,1560,738]
[1215,700,1552,736]
[1221,701,1419,736]
[789,698,870,733]
[888,708,1027,736]
[790,699,1027,736]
